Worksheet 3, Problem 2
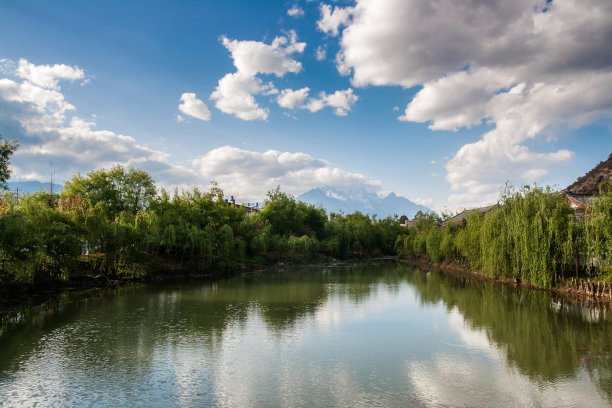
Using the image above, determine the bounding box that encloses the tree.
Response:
[64,165,156,219]
[0,134,18,189]
[260,187,305,236]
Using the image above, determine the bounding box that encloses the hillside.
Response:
[565,153,612,194]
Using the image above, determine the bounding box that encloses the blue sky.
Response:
[1,0,610,212]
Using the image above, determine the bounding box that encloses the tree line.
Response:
[395,185,612,287]
[0,165,405,293]
[0,130,609,294]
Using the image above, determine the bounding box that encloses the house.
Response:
[441,204,497,227]
[224,195,262,216]
[401,219,418,228]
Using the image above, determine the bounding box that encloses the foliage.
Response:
[0,134,18,190]
[64,165,156,220]
[395,184,610,287]
[2,163,609,293]
[584,184,612,274]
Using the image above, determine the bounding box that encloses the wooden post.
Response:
[587,281,592,296]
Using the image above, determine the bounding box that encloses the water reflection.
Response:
[0,263,610,407]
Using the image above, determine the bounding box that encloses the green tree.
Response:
[584,184,612,275]
[0,134,18,189]
[260,187,305,236]
[64,165,156,219]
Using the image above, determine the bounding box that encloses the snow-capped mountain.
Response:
[297,186,431,219]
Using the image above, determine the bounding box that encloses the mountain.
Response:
[297,186,431,219]
[5,181,63,194]
[565,153,612,194]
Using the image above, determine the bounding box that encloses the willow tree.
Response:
[479,186,575,287]
[584,185,612,275]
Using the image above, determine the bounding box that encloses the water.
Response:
[0,263,610,407]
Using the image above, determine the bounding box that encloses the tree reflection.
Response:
[405,267,612,403]
[1,263,610,404]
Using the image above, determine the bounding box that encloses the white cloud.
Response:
[399,68,509,131]
[317,4,354,37]
[277,87,359,116]
[211,31,305,120]
[411,197,434,207]
[277,87,310,109]
[220,33,305,77]
[0,78,76,127]
[315,45,327,61]
[0,59,197,185]
[176,114,185,122]
[192,146,380,202]
[0,59,379,203]
[332,0,612,209]
[287,5,304,17]
[178,92,211,121]
[305,88,358,116]
[15,58,84,90]
[211,72,274,121]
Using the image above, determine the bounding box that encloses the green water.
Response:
[0,263,610,407]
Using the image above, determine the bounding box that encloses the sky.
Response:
[0,0,611,213]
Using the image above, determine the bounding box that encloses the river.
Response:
[0,262,610,407]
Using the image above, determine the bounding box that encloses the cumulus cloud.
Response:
[0,59,196,185]
[305,88,358,116]
[277,87,358,116]
[211,72,275,121]
[331,0,612,209]
[287,5,304,17]
[211,31,305,120]
[220,33,305,77]
[178,92,211,121]
[192,146,381,201]
[317,4,354,37]
[0,59,379,202]
[277,87,310,109]
[15,58,84,90]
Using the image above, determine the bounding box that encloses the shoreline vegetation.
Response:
[0,165,611,307]
[395,184,611,290]
[0,165,406,303]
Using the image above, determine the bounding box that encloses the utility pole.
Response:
[50,160,54,196]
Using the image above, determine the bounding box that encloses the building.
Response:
[440,204,497,227]
[224,195,262,216]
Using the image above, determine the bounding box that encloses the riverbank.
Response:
[399,257,612,308]
[0,255,397,307]
[3,254,609,311]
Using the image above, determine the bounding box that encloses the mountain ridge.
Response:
[5,181,64,194]
[297,186,431,219]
